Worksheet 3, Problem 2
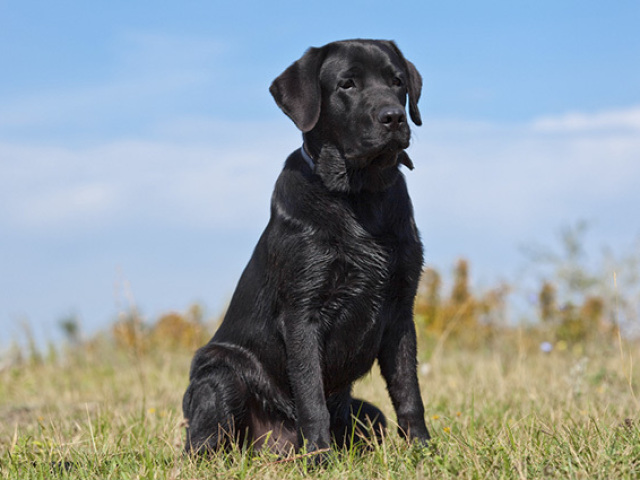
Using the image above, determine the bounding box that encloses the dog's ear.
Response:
[270,47,325,132]
[404,58,423,126]
[387,42,423,126]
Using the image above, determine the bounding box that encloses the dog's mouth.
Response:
[383,135,410,153]
[348,135,410,169]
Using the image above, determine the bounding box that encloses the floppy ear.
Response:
[269,47,326,132]
[387,42,423,126]
[404,58,423,126]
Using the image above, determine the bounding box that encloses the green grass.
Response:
[1,334,639,479]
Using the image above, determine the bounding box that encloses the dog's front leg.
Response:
[284,315,331,454]
[378,313,430,444]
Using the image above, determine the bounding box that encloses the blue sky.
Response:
[1,1,639,347]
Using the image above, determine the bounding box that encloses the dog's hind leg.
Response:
[182,365,249,454]
[329,390,387,449]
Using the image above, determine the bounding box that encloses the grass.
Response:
[1,330,639,479]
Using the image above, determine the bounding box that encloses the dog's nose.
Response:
[377,105,406,131]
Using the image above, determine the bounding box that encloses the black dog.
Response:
[183,39,430,456]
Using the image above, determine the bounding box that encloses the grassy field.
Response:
[1,327,639,479]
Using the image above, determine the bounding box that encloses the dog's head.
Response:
[270,39,422,192]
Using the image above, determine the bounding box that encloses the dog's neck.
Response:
[315,145,402,193]
[302,134,410,193]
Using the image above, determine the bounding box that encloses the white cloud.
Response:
[406,105,640,270]
[531,105,640,132]
[2,105,639,261]
[0,119,297,233]
[20,183,120,227]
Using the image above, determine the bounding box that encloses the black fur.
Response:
[183,39,430,456]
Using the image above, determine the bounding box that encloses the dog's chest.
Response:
[318,198,396,312]
[317,243,389,381]
[272,169,421,387]
[316,205,411,383]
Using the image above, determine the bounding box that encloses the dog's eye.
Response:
[392,76,404,87]
[339,79,356,90]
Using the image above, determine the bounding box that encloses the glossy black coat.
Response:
[183,39,430,456]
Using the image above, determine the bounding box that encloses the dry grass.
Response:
[1,329,639,479]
